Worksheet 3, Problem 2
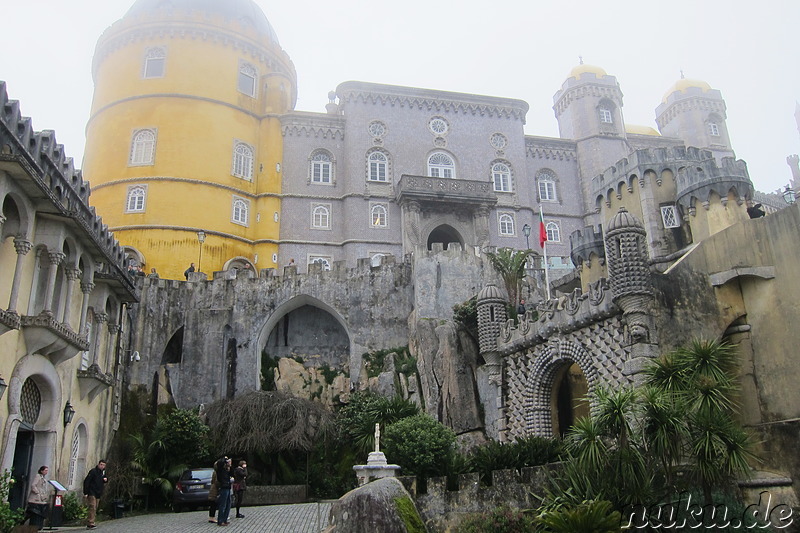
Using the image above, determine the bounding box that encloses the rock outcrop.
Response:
[325,477,427,533]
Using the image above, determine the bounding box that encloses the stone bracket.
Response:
[20,312,89,364]
[77,364,114,402]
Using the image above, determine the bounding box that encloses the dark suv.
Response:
[172,467,214,512]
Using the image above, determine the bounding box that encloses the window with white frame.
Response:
[370,253,386,267]
[708,122,720,136]
[660,205,681,228]
[428,152,455,178]
[368,151,388,182]
[238,61,257,97]
[125,185,147,213]
[312,204,331,229]
[492,162,512,192]
[310,151,333,184]
[546,221,561,242]
[232,141,254,179]
[537,170,557,201]
[499,213,515,235]
[231,196,249,226]
[143,47,166,78]
[371,203,388,227]
[309,256,332,271]
[129,129,156,165]
[599,106,613,124]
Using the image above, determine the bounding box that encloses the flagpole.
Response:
[543,240,551,301]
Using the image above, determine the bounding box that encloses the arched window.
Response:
[546,221,561,242]
[232,141,254,179]
[537,170,557,202]
[371,204,387,227]
[67,425,87,489]
[499,213,515,235]
[312,205,330,229]
[309,256,332,271]
[492,162,512,192]
[599,106,613,124]
[428,152,455,178]
[238,61,257,97]
[310,151,333,184]
[125,185,147,212]
[143,47,166,78]
[232,197,249,226]
[130,129,156,165]
[367,151,388,182]
[370,253,386,267]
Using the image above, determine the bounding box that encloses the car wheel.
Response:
[173,505,182,513]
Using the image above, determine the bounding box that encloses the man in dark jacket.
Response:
[83,460,107,529]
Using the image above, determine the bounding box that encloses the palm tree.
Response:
[484,247,533,309]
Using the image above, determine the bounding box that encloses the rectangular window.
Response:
[599,108,613,123]
[708,123,720,136]
[660,205,680,228]
[238,61,257,97]
[143,47,166,79]
[539,181,556,201]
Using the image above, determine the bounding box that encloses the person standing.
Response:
[83,460,108,530]
[233,460,247,519]
[215,457,233,526]
[207,467,218,523]
[26,466,51,529]
[184,263,196,279]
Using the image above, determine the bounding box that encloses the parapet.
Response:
[569,225,605,267]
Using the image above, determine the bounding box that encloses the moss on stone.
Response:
[393,495,426,533]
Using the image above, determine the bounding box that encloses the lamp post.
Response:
[783,185,796,205]
[522,224,531,249]
[196,230,206,273]
[63,401,75,427]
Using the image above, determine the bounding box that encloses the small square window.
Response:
[661,205,680,228]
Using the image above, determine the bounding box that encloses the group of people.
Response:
[23,459,108,530]
[127,264,160,278]
[207,457,248,526]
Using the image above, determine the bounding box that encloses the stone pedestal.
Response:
[352,452,401,486]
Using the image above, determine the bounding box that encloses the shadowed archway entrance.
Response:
[427,224,464,250]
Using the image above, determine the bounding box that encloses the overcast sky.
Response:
[2,0,798,195]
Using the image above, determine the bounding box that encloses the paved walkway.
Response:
[51,502,331,533]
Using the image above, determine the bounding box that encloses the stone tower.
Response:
[656,78,735,162]
[83,0,296,279]
[604,207,657,377]
[477,283,507,359]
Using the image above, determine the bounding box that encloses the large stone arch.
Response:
[425,223,464,251]
[255,294,354,380]
[523,339,600,438]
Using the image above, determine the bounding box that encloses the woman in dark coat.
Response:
[214,457,233,526]
[233,460,248,519]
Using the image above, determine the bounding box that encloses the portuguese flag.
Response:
[539,207,548,248]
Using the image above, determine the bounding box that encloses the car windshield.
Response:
[183,469,213,480]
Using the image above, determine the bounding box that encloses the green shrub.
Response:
[469,436,562,485]
[536,499,621,532]
[62,491,88,523]
[458,506,536,533]
[383,414,455,478]
[0,470,24,532]
[453,296,478,341]
[363,347,410,378]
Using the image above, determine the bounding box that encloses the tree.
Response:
[337,392,419,455]
[484,247,533,309]
[383,414,456,477]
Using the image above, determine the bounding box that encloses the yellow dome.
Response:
[569,64,608,79]
[662,78,712,102]
[625,124,661,136]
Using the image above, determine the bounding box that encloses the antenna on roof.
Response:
[680,69,685,79]
[579,55,584,65]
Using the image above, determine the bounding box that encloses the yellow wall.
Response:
[83,10,294,279]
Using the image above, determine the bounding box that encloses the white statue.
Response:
[374,422,380,452]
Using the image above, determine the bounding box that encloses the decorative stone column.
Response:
[78,282,94,336]
[91,312,108,366]
[605,207,658,380]
[402,200,421,249]
[41,251,66,315]
[473,206,490,250]
[107,323,120,369]
[7,238,33,313]
[476,283,508,440]
[59,267,82,326]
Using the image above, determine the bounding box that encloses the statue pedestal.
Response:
[352,452,401,486]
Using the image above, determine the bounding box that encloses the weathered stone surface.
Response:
[274,357,350,408]
[325,477,426,533]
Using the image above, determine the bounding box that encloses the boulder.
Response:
[325,477,427,533]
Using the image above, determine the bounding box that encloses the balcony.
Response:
[77,364,115,402]
[20,312,89,365]
[396,175,498,207]
[0,309,20,336]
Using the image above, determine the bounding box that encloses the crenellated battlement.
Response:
[675,155,751,211]
[569,225,605,267]
[0,81,134,293]
[494,279,619,356]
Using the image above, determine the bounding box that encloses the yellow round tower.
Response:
[83,0,296,279]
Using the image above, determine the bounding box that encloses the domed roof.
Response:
[125,0,280,45]
[477,283,504,302]
[606,207,644,233]
[662,78,712,102]
[569,64,608,79]
[625,124,661,136]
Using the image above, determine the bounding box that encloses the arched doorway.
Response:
[551,362,589,437]
[426,224,464,250]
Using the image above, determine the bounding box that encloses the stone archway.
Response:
[523,340,599,438]
[426,224,464,250]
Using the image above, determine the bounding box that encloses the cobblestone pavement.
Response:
[54,502,331,533]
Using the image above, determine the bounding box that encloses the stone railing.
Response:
[396,175,497,206]
[0,309,21,335]
[398,463,561,532]
[495,279,620,356]
[20,312,89,364]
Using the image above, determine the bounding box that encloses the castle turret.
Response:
[83,0,297,279]
[656,78,734,161]
[477,283,507,357]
